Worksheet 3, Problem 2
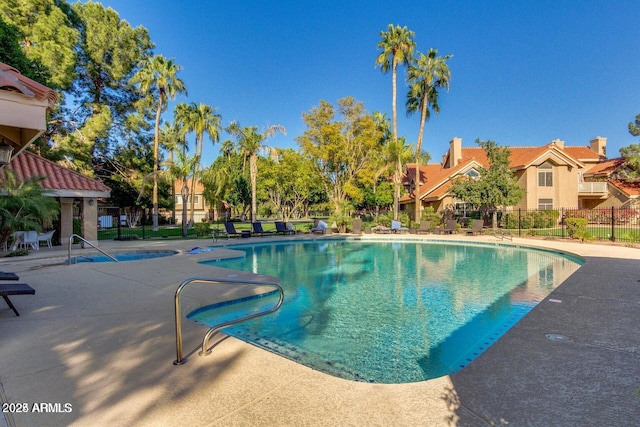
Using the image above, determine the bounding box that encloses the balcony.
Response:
[579,181,608,197]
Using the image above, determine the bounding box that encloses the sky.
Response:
[97,0,639,165]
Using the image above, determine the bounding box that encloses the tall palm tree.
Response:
[226,122,286,222]
[163,150,198,237]
[130,55,186,230]
[160,122,187,224]
[375,24,416,147]
[174,102,221,224]
[406,48,452,223]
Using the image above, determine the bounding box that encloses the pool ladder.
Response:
[173,277,284,365]
[67,234,118,264]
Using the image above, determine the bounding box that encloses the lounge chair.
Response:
[466,219,484,236]
[391,220,409,233]
[416,221,431,234]
[351,218,362,234]
[310,220,327,234]
[0,273,34,316]
[275,221,295,235]
[435,219,457,235]
[252,222,275,237]
[224,222,243,238]
[286,222,298,234]
[372,225,391,234]
[38,230,55,248]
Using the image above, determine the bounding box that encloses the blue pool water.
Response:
[70,250,177,263]
[194,240,582,383]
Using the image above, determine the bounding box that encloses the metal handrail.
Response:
[67,234,118,264]
[174,276,284,365]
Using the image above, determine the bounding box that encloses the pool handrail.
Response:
[174,276,284,365]
[67,234,118,264]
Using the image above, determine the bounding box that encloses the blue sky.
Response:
[98,0,639,165]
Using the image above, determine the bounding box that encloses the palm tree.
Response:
[226,122,286,222]
[0,171,59,250]
[163,150,198,237]
[375,24,416,147]
[174,102,221,224]
[130,55,186,230]
[406,48,452,223]
[160,122,188,224]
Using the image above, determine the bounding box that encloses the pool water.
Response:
[194,240,582,383]
[70,250,177,263]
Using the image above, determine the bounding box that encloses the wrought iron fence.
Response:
[466,207,640,243]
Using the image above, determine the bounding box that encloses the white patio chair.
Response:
[38,230,56,248]
[22,230,39,251]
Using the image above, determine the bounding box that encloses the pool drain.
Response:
[545,333,573,342]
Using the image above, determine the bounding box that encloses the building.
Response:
[401,136,614,219]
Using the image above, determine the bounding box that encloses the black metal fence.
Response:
[466,207,640,243]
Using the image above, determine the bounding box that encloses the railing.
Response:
[174,276,284,365]
[67,234,118,264]
[578,182,608,193]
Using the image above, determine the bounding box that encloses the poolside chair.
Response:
[466,219,484,236]
[416,221,431,234]
[252,222,275,237]
[275,221,295,235]
[0,272,35,317]
[38,230,56,248]
[310,220,327,234]
[286,222,298,234]
[224,222,242,238]
[435,219,457,235]
[351,218,362,234]
[391,220,409,234]
[372,224,391,234]
[21,230,39,251]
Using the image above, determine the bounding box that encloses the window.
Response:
[538,198,553,210]
[194,195,200,204]
[465,168,480,179]
[175,196,182,205]
[538,162,553,187]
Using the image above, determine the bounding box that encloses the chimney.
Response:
[552,139,564,149]
[589,136,607,157]
[449,137,462,168]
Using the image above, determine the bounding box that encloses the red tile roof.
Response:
[583,157,625,176]
[608,179,640,197]
[1,151,110,194]
[0,62,58,106]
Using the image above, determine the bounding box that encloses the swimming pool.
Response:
[70,250,178,263]
[194,240,582,383]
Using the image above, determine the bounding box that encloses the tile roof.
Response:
[583,157,625,176]
[0,62,58,106]
[1,150,110,196]
[608,179,640,197]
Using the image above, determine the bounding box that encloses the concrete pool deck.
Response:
[0,234,638,426]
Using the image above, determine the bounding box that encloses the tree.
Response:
[174,102,221,223]
[160,122,187,223]
[406,48,452,222]
[0,170,59,250]
[226,122,286,222]
[375,24,415,147]
[131,55,186,230]
[259,148,320,220]
[296,97,384,213]
[0,17,51,86]
[0,0,78,89]
[449,139,525,229]
[164,150,198,236]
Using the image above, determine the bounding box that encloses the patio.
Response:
[0,234,638,426]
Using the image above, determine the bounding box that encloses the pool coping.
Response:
[0,233,639,425]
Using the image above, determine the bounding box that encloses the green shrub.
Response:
[565,217,594,241]
[421,207,442,229]
[193,222,211,237]
[330,212,351,233]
